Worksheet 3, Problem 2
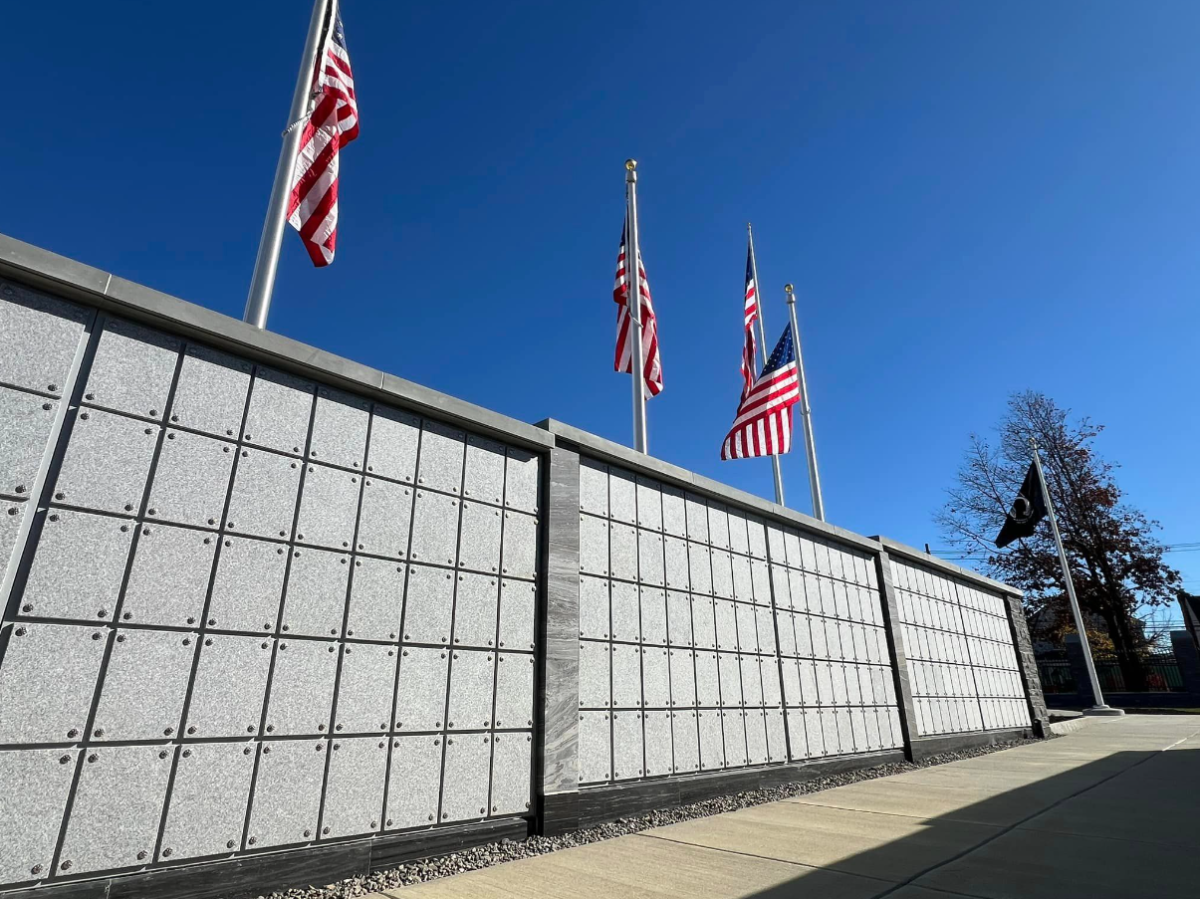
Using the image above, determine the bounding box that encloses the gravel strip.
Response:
[263,736,1044,899]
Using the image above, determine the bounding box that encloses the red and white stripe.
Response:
[287,3,359,267]
[721,347,799,459]
[613,220,663,397]
[740,247,759,399]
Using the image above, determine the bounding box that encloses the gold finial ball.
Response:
[784,283,794,294]
[625,159,637,171]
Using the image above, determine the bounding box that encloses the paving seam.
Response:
[866,724,1200,899]
[1010,823,1196,850]
[633,832,900,886]
[781,797,1015,825]
[893,884,1004,899]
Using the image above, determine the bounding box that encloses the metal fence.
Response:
[1094,652,1184,693]
[1036,649,1184,694]
[1035,656,1076,694]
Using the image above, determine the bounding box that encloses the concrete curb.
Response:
[1048,716,1092,736]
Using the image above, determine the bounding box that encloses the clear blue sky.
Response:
[4,1,1196,599]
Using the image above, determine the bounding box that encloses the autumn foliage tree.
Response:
[937,392,1181,690]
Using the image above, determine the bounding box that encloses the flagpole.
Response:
[784,284,825,521]
[243,0,333,330]
[625,159,649,454]
[747,224,785,507]
[1029,437,1123,716]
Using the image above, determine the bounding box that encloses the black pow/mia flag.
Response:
[995,462,1047,548]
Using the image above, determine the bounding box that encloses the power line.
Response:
[929,540,1200,563]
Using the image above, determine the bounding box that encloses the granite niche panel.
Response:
[891,558,1031,736]
[0,296,543,891]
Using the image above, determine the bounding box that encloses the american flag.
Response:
[613,218,663,396]
[287,3,359,267]
[740,239,759,399]
[720,324,800,459]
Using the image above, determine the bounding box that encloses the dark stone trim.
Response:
[1005,593,1050,735]
[107,842,373,899]
[573,751,905,828]
[535,448,582,837]
[537,792,581,838]
[874,550,918,760]
[909,727,1033,761]
[1,819,531,899]
[0,884,106,899]
[367,818,530,873]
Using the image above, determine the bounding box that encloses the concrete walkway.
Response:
[377,717,1200,899]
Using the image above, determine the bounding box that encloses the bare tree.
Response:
[937,391,1181,689]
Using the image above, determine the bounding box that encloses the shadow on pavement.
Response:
[714,744,1199,899]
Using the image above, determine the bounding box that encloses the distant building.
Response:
[1028,602,1153,654]
[1180,592,1200,649]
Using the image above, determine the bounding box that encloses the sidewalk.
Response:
[371,716,1200,899]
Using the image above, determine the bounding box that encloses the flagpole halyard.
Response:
[626,160,649,454]
[785,284,825,521]
[747,224,786,507]
[1028,437,1123,716]
[243,0,333,330]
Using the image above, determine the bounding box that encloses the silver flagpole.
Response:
[784,284,825,521]
[625,159,649,454]
[747,224,785,506]
[1029,437,1123,716]
[243,0,333,330]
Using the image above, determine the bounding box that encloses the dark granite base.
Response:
[537,791,582,837]
[2,819,532,899]
[908,727,1033,761]
[562,750,906,830]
